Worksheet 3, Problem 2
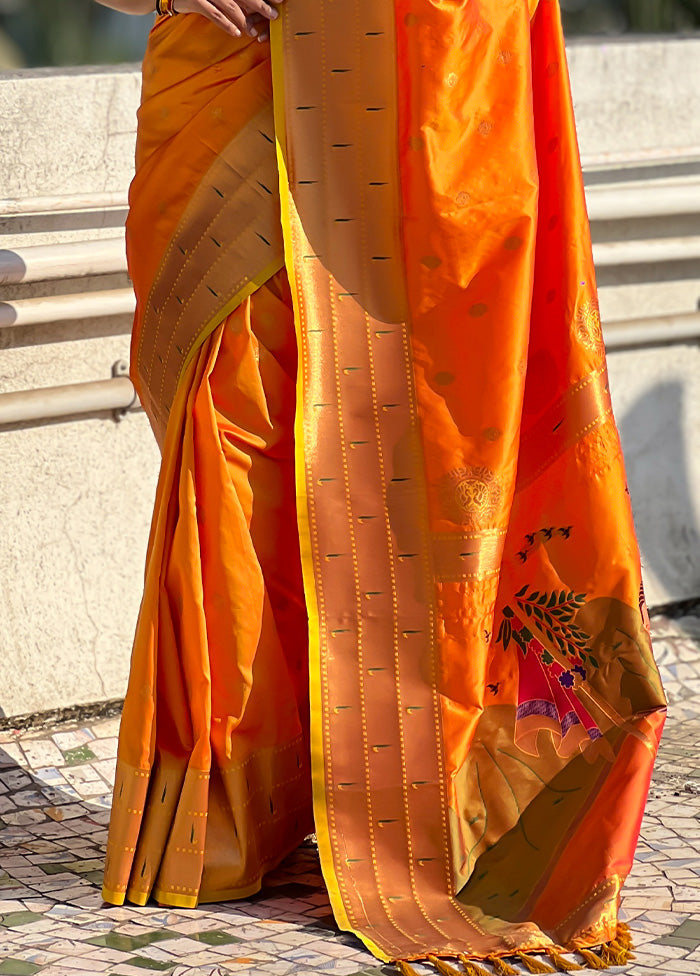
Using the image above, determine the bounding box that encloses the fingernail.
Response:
[269,7,279,18]
[248,26,258,36]
[257,33,269,42]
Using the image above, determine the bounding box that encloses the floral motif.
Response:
[575,299,605,354]
[495,600,603,757]
[513,585,599,670]
[439,465,502,529]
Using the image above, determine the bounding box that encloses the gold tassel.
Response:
[577,948,607,970]
[396,962,422,976]
[597,921,634,966]
[428,955,465,976]
[545,949,583,972]
[600,939,634,967]
[458,954,495,976]
[516,953,557,974]
[487,956,520,976]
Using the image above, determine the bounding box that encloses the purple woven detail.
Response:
[560,710,581,736]
[516,699,558,722]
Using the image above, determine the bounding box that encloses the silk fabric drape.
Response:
[104,1,665,967]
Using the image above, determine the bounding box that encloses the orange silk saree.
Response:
[103,0,666,969]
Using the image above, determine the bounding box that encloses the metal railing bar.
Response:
[586,180,700,221]
[593,236,700,267]
[0,288,135,328]
[604,311,700,350]
[0,377,138,427]
[0,238,127,285]
[0,312,696,427]
[0,193,129,216]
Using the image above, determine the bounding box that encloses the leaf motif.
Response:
[525,604,532,617]
[589,654,599,668]
[515,585,528,598]
[520,627,533,643]
[534,605,544,620]
[531,591,540,602]
[547,592,557,608]
[538,593,547,606]
[558,591,567,604]
[567,591,574,602]
[503,621,512,650]
[503,605,514,619]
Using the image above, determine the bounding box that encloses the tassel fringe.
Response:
[602,922,634,965]
[397,922,634,976]
[577,948,607,971]
[396,962,422,976]
[517,953,557,974]
[545,949,583,971]
[428,956,465,976]
[486,956,520,976]
[616,922,633,949]
[458,955,494,976]
[600,940,634,967]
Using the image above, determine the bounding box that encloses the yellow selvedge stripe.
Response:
[177,256,284,381]
[269,12,358,950]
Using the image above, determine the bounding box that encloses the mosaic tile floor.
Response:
[1,614,699,976]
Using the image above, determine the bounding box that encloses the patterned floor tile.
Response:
[0,615,698,974]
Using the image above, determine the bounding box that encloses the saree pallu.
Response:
[103,0,666,968]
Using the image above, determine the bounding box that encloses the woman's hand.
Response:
[94,0,283,42]
[172,0,284,41]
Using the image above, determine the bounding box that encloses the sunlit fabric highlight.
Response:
[103,0,665,968]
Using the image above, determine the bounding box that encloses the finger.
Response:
[216,0,251,32]
[187,0,245,37]
[238,0,280,22]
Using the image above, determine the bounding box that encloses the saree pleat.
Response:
[104,0,665,967]
[104,276,312,907]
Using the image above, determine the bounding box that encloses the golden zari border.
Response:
[135,103,284,443]
[103,738,307,908]
[515,368,613,493]
[272,2,539,963]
